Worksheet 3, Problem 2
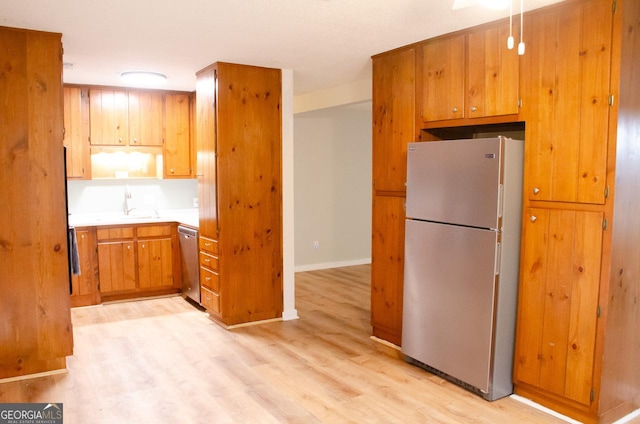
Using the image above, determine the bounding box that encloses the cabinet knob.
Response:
[205,277,211,281]
[204,258,210,263]
[119,137,123,143]
[530,215,537,222]
[471,106,477,112]
[170,168,175,173]
[133,138,138,143]
[533,187,540,195]
[452,107,459,113]
[127,245,131,249]
[142,244,145,248]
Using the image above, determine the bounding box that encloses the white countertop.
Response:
[68,208,199,228]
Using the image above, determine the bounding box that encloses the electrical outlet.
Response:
[313,241,319,249]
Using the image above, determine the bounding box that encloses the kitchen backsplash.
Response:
[67,179,198,214]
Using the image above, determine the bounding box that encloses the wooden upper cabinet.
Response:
[372,47,415,193]
[467,22,519,118]
[128,91,164,146]
[521,0,612,204]
[63,86,90,179]
[514,208,603,407]
[164,93,192,177]
[89,88,129,145]
[421,34,465,122]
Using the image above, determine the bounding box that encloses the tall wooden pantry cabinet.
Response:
[196,62,283,326]
[0,26,74,379]
[371,0,640,422]
[371,47,415,346]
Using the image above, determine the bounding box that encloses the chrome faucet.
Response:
[124,185,135,215]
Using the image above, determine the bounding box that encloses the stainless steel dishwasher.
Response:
[178,225,200,303]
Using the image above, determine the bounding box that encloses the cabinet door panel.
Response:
[514,208,603,406]
[98,241,136,293]
[63,86,90,179]
[128,91,163,146]
[372,48,415,193]
[421,35,465,121]
[89,89,128,145]
[371,195,405,346]
[137,238,173,289]
[522,0,612,204]
[164,93,192,177]
[467,23,519,118]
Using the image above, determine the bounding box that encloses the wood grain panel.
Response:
[421,35,465,121]
[164,93,192,177]
[0,27,73,379]
[195,66,218,239]
[97,241,136,293]
[370,195,405,346]
[214,63,283,325]
[467,22,519,118]
[575,0,612,204]
[598,0,640,418]
[137,239,173,289]
[522,1,612,204]
[372,48,415,193]
[565,210,602,405]
[538,210,576,395]
[89,89,128,146]
[515,208,603,406]
[128,91,163,146]
[514,208,551,386]
[63,86,90,179]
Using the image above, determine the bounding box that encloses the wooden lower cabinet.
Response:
[513,207,604,416]
[96,224,180,301]
[370,194,406,346]
[70,228,100,307]
[97,240,136,294]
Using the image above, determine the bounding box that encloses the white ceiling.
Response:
[1,0,562,95]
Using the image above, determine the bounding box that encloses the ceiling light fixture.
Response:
[120,71,167,86]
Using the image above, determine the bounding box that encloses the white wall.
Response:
[294,101,372,271]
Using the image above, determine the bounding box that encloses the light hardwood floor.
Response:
[0,265,584,423]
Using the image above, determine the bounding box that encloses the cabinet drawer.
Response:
[199,236,218,254]
[97,227,134,241]
[136,224,172,238]
[200,267,219,291]
[201,287,220,313]
[199,252,219,271]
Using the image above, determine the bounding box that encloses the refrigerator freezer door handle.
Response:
[494,242,501,275]
[498,184,504,219]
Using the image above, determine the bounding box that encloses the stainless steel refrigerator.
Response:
[402,136,523,401]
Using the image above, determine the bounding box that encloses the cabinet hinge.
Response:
[612,0,617,14]
[597,305,602,318]
[590,389,595,403]
[517,98,523,109]
[609,94,615,106]
[62,127,66,137]
[216,227,220,237]
[603,219,608,230]
[604,186,610,198]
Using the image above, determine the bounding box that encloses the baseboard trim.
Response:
[510,394,582,423]
[295,258,371,272]
[0,368,68,384]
